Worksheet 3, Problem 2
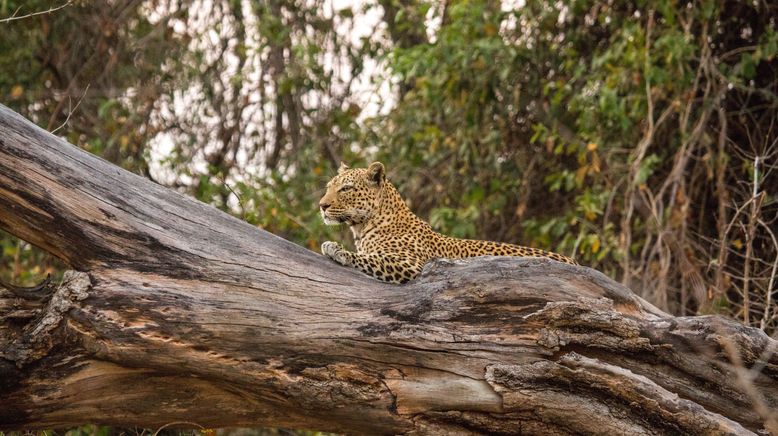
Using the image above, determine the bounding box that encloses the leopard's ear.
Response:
[338,162,350,174]
[367,161,385,185]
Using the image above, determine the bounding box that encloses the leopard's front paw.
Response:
[321,241,348,265]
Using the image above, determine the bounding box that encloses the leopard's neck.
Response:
[349,182,430,245]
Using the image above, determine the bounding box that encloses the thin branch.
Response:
[719,334,778,434]
[620,9,655,287]
[759,219,778,331]
[51,84,90,135]
[742,155,764,325]
[714,103,730,304]
[0,0,73,24]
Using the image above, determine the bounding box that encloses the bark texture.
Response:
[0,104,777,435]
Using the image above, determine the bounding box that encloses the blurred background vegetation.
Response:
[0,0,777,430]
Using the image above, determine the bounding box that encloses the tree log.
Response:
[0,104,776,435]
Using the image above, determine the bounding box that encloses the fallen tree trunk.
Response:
[0,104,776,435]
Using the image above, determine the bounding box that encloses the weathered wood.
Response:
[0,104,776,435]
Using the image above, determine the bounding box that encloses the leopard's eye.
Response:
[338,185,354,193]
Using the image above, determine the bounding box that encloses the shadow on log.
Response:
[0,104,777,435]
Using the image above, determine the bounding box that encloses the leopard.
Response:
[319,161,578,284]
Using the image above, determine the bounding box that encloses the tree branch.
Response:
[0,104,776,434]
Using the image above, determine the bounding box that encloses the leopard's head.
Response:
[319,161,385,226]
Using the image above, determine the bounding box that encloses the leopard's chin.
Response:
[322,213,347,225]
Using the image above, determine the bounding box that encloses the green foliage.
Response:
[373,0,777,327]
[0,230,63,286]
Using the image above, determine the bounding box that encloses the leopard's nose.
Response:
[319,201,331,212]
